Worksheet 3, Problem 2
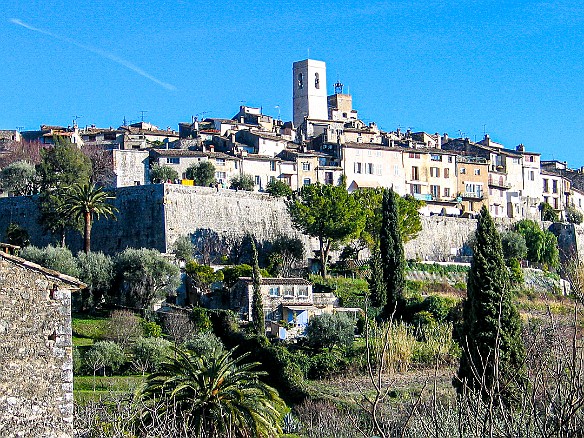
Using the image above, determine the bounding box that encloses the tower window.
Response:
[315,72,320,89]
[298,73,304,89]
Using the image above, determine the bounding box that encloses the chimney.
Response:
[435,132,441,149]
[208,144,215,152]
[442,133,448,144]
[516,144,525,152]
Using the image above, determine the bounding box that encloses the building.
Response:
[292,59,328,128]
[456,155,489,216]
[0,249,85,437]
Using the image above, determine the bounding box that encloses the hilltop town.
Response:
[1,58,583,223]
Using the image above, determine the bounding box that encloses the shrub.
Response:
[76,251,114,310]
[185,161,215,186]
[423,295,459,322]
[229,173,255,191]
[150,164,178,183]
[132,337,173,374]
[20,244,80,277]
[141,320,163,338]
[191,307,212,332]
[566,205,583,224]
[5,222,29,247]
[266,179,293,197]
[501,231,527,261]
[306,313,355,351]
[307,350,347,379]
[184,331,224,357]
[539,202,559,222]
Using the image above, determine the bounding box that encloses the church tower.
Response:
[292,59,328,128]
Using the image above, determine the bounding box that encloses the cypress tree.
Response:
[367,249,386,308]
[250,237,265,336]
[380,188,405,318]
[454,205,526,404]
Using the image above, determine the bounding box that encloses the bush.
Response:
[307,350,347,379]
[191,307,212,332]
[5,222,29,247]
[220,264,269,288]
[229,173,255,191]
[133,337,173,374]
[150,164,178,183]
[20,244,80,277]
[185,161,215,186]
[539,202,559,222]
[184,331,224,356]
[266,179,293,197]
[507,257,524,286]
[423,295,459,322]
[309,275,369,309]
[306,313,354,351]
[141,320,163,338]
[566,205,583,225]
[501,231,527,261]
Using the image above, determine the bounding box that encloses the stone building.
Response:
[0,250,85,438]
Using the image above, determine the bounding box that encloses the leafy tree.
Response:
[150,164,178,183]
[76,251,114,311]
[306,313,354,351]
[172,235,194,262]
[455,206,526,404]
[286,182,366,277]
[266,178,293,197]
[85,340,126,378]
[185,260,224,299]
[36,138,92,245]
[380,188,406,317]
[229,173,255,191]
[566,205,583,225]
[250,238,265,336]
[396,194,425,243]
[220,264,270,289]
[106,309,143,350]
[137,348,287,436]
[184,331,224,356]
[515,219,559,268]
[267,235,304,277]
[19,244,80,277]
[133,336,173,374]
[191,307,213,332]
[113,248,181,309]
[0,160,38,196]
[185,161,216,186]
[501,231,527,261]
[539,201,559,222]
[57,182,118,253]
[4,223,29,247]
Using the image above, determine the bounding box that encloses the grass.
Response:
[73,336,95,347]
[72,314,110,340]
[74,375,145,392]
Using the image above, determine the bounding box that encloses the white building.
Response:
[292,59,328,128]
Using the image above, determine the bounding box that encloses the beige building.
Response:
[239,154,282,191]
[456,155,489,216]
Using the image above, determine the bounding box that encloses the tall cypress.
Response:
[454,205,526,404]
[368,249,386,308]
[250,237,265,336]
[380,188,405,318]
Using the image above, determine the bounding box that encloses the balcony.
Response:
[488,177,511,189]
[462,192,484,200]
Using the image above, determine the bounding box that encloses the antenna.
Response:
[16,126,24,132]
[275,105,281,121]
[72,115,82,128]
[139,110,148,122]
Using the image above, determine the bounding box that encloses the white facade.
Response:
[293,59,328,127]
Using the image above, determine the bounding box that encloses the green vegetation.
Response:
[287,182,366,276]
[250,237,265,336]
[185,160,216,186]
[0,160,38,196]
[266,178,293,197]
[56,182,118,253]
[306,313,354,351]
[515,219,559,269]
[539,201,559,222]
[4,222,30,247]
[455,206,526,404]
[566,204,583,224]
[150,164,178,183]
[229,173,255,191]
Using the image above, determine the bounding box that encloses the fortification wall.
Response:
[0,254,78,437]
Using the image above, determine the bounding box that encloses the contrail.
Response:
[10,18,177,91]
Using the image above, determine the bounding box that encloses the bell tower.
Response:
[292,59,328,128]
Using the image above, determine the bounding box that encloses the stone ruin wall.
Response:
[0,255,77,437]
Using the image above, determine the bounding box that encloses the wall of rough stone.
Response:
[0,253,81,438]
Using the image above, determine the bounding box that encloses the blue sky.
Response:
[2,0,584,166]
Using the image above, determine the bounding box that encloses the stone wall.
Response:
[0,252,84,438]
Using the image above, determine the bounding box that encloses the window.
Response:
[552,180,558,193]
[474,169,481,175]
[325,172,333,185]
[303,178,311,186]
[529,170,534,181]
[215,171,226,181]
[430,185,440,198]
[302,162,310,171]
[513,158,520,164]
[315,72,320,89]
[166,157,179,164]
[269,176,276,183]
[430,167,440,177]
[460,167,466,174]
[444,187,451,197]
[255,175,261,186]
[529,156,534,162]
[543,179,549,192]
[553,197,559,209]
[411,184,421,194]
[444,168,450,178]
[216,158,225,166]
[394,165,399,176]
[375,164,382,176]
[408,152,421,159]
[298,287,309,298]
[448,156,453,163]
[269,287,280,297]
[376,150,382,157]
[411,166,419,180]
[367,163,374,174]
[298,72,304,89]
[354,162,363,174]
[270,161,276,171]
[466,183,483,197]
[431,154,442,161]
[367,150,372,156]
[283,287,294,298]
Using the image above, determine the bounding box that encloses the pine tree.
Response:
[455,205,526,404]
[250,237,265,336]
[380,188,405,318]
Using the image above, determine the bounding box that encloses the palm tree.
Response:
[136,347,287,437]
[58,182,118,253]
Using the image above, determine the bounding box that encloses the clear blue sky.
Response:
[2,0,583,167]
